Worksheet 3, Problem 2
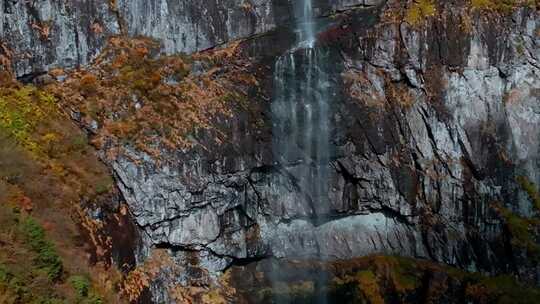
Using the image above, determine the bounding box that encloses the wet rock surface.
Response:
[110,3,540,300]
[3,0,540,302]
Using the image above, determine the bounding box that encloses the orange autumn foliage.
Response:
[122,249,175,301]
[49,37,256,159]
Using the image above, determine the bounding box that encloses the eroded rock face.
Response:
[0,0,120,78]
[109,3,540,302]
[0,0,371,78]
[3,0,539,302]
[115,0,278,54]
[332,5,540,276]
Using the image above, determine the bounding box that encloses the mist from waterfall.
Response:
[271,0,332,302]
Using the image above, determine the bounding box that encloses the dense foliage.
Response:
[0,78,124,303]
[49,37,256,159]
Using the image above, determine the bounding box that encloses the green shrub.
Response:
[39,298,66,304]
[497,206,540,261]
[8,276,29,297]
[69,274,103,304]
[517,176,540,211]
[69,275,90,297]
[94,176,113,195]
[70,134,89,152]
[83,294,103,304]
[0,263,10,282]
[20,217,63,280]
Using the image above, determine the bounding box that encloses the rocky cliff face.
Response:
[1,0,367,79]
[0,0,120,78]
[111,2,540,301]
[2,0,539,303]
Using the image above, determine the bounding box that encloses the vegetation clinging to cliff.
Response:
[517,175,540,211]
[471,0,537,12]
[233,255,540,304]
[0,75,126,303]
[402,0,537,26]
[0,81,56,156]
[49,37,256,159]
[405,0,437,25]
[492,176,540,262]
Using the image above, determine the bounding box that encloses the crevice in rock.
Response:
[421,228,437,261]
[107,0,126,35]
[16,71,47,84]
[74,24,82,67]
[364,205,415,225]
[3,0,15,14]
[334,160,370,185]
[458,137,485,181]
[418,106,456,180]
[222,255,273,272]
[23,0,40,23]
[154,241,272,273]
[355,117,387,168]
[274,212,362,227]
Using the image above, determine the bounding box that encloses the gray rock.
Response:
[107,8,540,302]
[4,0,540,302]
[1,0,120,77]
[1,0,373,77]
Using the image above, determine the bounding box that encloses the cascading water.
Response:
[272,0,331,217]
[271,0,332,302]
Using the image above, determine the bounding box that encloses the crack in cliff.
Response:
[393,225,407,252]
[112,169,135,201]
[457,136,485,181]
[421,229,437,261]
[274,212,358,227]
[246,164,281,216]
[74,24,81,67]
[418,106,458,181]
[364,205,415,225]
[334,160,370,185]
[107,0,126,35]
[221,254,273,272]
[333,154,418,226]
[154,241,272,273]
[16,71,47,84]
[355,117,388,167]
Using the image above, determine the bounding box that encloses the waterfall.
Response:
[298,0,316,48]
[271,0,331,302]
[272,0,331,216]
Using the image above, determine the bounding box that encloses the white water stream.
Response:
[272,0,331,216]
[271,0,332,302]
